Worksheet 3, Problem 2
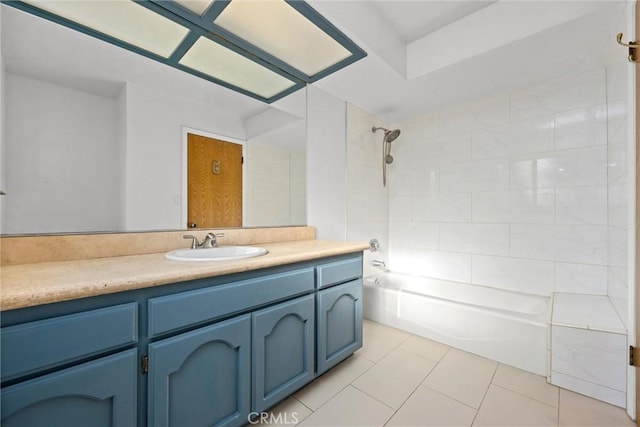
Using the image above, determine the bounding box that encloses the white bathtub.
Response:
[363,272,550,375]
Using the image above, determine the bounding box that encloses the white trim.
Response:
[627,0,637,419]
[181,126,247,229]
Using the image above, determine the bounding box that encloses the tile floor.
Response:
[258,319,635,426]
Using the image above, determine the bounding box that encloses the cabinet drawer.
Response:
[1,303,138,382]
[148,268,314,338]
[316,255,363,289]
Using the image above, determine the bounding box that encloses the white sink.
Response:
[165,246,268,261]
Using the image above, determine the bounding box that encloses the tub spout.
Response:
[372,259,386,268]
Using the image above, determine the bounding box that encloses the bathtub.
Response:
[363,272,550,376]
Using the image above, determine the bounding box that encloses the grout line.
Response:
[349,383,398,412]
[420,384,478,412]
[470,362,499,426]
[490,382,559,410]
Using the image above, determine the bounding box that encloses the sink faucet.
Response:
[183,233,224,249]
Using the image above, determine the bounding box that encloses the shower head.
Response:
[384,129,401,143]
[372,126,402,186]
[372,126,401,143]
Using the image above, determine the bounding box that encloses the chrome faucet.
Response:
[183,233,224,249]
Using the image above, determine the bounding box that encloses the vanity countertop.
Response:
[1,240,369,311]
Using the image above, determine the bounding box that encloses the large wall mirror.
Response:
[0,5,307,235]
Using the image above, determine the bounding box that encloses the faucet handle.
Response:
[183,234,200,249]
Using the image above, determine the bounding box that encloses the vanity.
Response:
[0,233,367,427]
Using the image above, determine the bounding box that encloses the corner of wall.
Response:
[306,85,348,241]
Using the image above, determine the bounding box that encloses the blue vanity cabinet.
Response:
[1,251,364,427]
[0,303,138,427]
[316,256,364,375]
[1,349,137,427]
[147,314,251,427]
[252,294,315,413]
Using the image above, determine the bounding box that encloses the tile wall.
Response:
[346,104,389,278]
[387,68,615,300]
[606,58,630,328]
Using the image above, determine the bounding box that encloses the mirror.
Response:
[0,5,306,235]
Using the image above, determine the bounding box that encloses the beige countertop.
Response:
[1,240,368,311]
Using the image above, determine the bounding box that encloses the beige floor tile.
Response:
[356,320,410,362]
[422,348,497,409]
[473,385,558,426]
[251,397,312,426]
[297,385,394,427]
[399,334,451,362]
[559,389,634,426]
[294,354,374,410]
[386,386,477,427]
[492,363,559,407]
[352,347,437,409]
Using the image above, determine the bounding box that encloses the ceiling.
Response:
[1,1,628,125]
[371,1,495,43]
[308,0,625,122]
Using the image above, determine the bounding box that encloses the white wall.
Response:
[4,73,121,234]
[245,141,291,227]
[122,83,246,231]
[389,69,610,298]
[306,85,347,240]
[245,120,306,227]
[346,104,388,277]
[290,148,306,225]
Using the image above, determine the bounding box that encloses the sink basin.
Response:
[165,246,268,261]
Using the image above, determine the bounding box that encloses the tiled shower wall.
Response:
[386,68,620,302]
[607,59,629,328]
[346,104,389,278]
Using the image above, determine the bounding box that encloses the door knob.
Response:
[189,223,197,228]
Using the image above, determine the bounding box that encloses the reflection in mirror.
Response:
[0,5,306,235]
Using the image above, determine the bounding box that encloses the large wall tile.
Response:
[439,92,509,135]
[555,262,607,295]
[389,222,439,251]
[607,226,627,267]
[440,223,509,256]
[389,196,412,222]
[608,182,628,228]
[412,193,471,222]
[607,101,628,146]
[551,325,626,392]
[413,132,471,165]
[440,159,509,193]
[393,249,471,283]
[410,164,439,195]
[509,69,606,122]
[555,186,607,225]
[510,146,607,189]
[471,115,554,160]
[555,105,607,150]
[510,224,607,265]
[607,144,627,185]
[347,193,388,223]
[472,189,554,224]
[472,255,554,296]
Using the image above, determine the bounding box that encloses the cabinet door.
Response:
[317,279,363,375]
[148,314,250,427]
[252,294,315,412]
[1,349,137,427]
